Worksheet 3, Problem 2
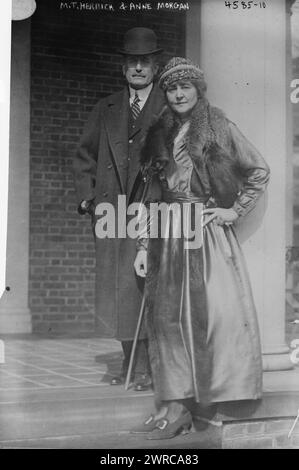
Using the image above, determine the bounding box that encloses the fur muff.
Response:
[141,102,244,208]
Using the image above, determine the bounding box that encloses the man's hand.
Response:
[134,250,147,277]
[78,199,95,215]
[202,207,238,227]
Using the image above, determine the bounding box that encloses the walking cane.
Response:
[124,165,153,391]
[124,294,146,390]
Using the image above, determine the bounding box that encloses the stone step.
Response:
[1,382,299,448]
[1,337,299,449]
[0,426,222,449]
[0,384,222,448]
[0,385,154,442]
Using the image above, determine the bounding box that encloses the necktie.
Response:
[131,92,141,120]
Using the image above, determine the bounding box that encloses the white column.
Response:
[0,19,32,333]
[0,1,11,298]
[187,0,292,370]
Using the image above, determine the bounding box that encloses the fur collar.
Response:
[141,102,243,208]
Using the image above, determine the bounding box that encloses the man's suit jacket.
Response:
[73,83,165,339]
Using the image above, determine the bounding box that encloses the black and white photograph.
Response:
[0,0,299,452]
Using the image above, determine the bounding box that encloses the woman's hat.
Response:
[159,57,207,94]
[119,27,163,56]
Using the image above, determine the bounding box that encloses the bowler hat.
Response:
[119,27,163,56]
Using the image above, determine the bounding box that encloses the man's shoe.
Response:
[110,375,124,386]
[133,374,152,392]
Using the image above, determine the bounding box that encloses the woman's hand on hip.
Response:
[202,207,239,227]
[134,250,148,278]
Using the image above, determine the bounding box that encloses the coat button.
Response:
[103,192,108,197]
[107,164,112,169]
[129,139,133,144]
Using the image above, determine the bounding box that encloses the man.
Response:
[73,28,165,391]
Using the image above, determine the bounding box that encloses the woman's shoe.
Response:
[130,415,160,434]
[146,411,192,440]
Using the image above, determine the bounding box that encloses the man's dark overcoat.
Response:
[73,84,165,340]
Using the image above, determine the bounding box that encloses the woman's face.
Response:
[166,80,198,117]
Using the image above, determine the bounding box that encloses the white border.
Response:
[0,1,12,296]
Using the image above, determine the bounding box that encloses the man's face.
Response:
[123,55,159,89]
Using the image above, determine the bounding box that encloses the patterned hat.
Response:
[159,57,207,93]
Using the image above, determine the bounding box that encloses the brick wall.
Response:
[29,0,186,333]
[222,418,299,449]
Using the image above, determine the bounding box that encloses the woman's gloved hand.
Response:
[202,207,239,227]
[134,250,148,278]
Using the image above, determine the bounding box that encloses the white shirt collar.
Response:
[129,83,153,107]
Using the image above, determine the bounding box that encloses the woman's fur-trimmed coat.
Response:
[139,102,270,403]
[141,103,270,214]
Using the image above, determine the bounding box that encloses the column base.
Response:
[0,308,32,334]
[262,349,293,371]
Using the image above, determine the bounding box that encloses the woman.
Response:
[133,57,270,440]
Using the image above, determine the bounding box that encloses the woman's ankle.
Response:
[165,400,188,422]
[153,404,168,420]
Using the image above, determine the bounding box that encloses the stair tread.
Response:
[0,426,222,449]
